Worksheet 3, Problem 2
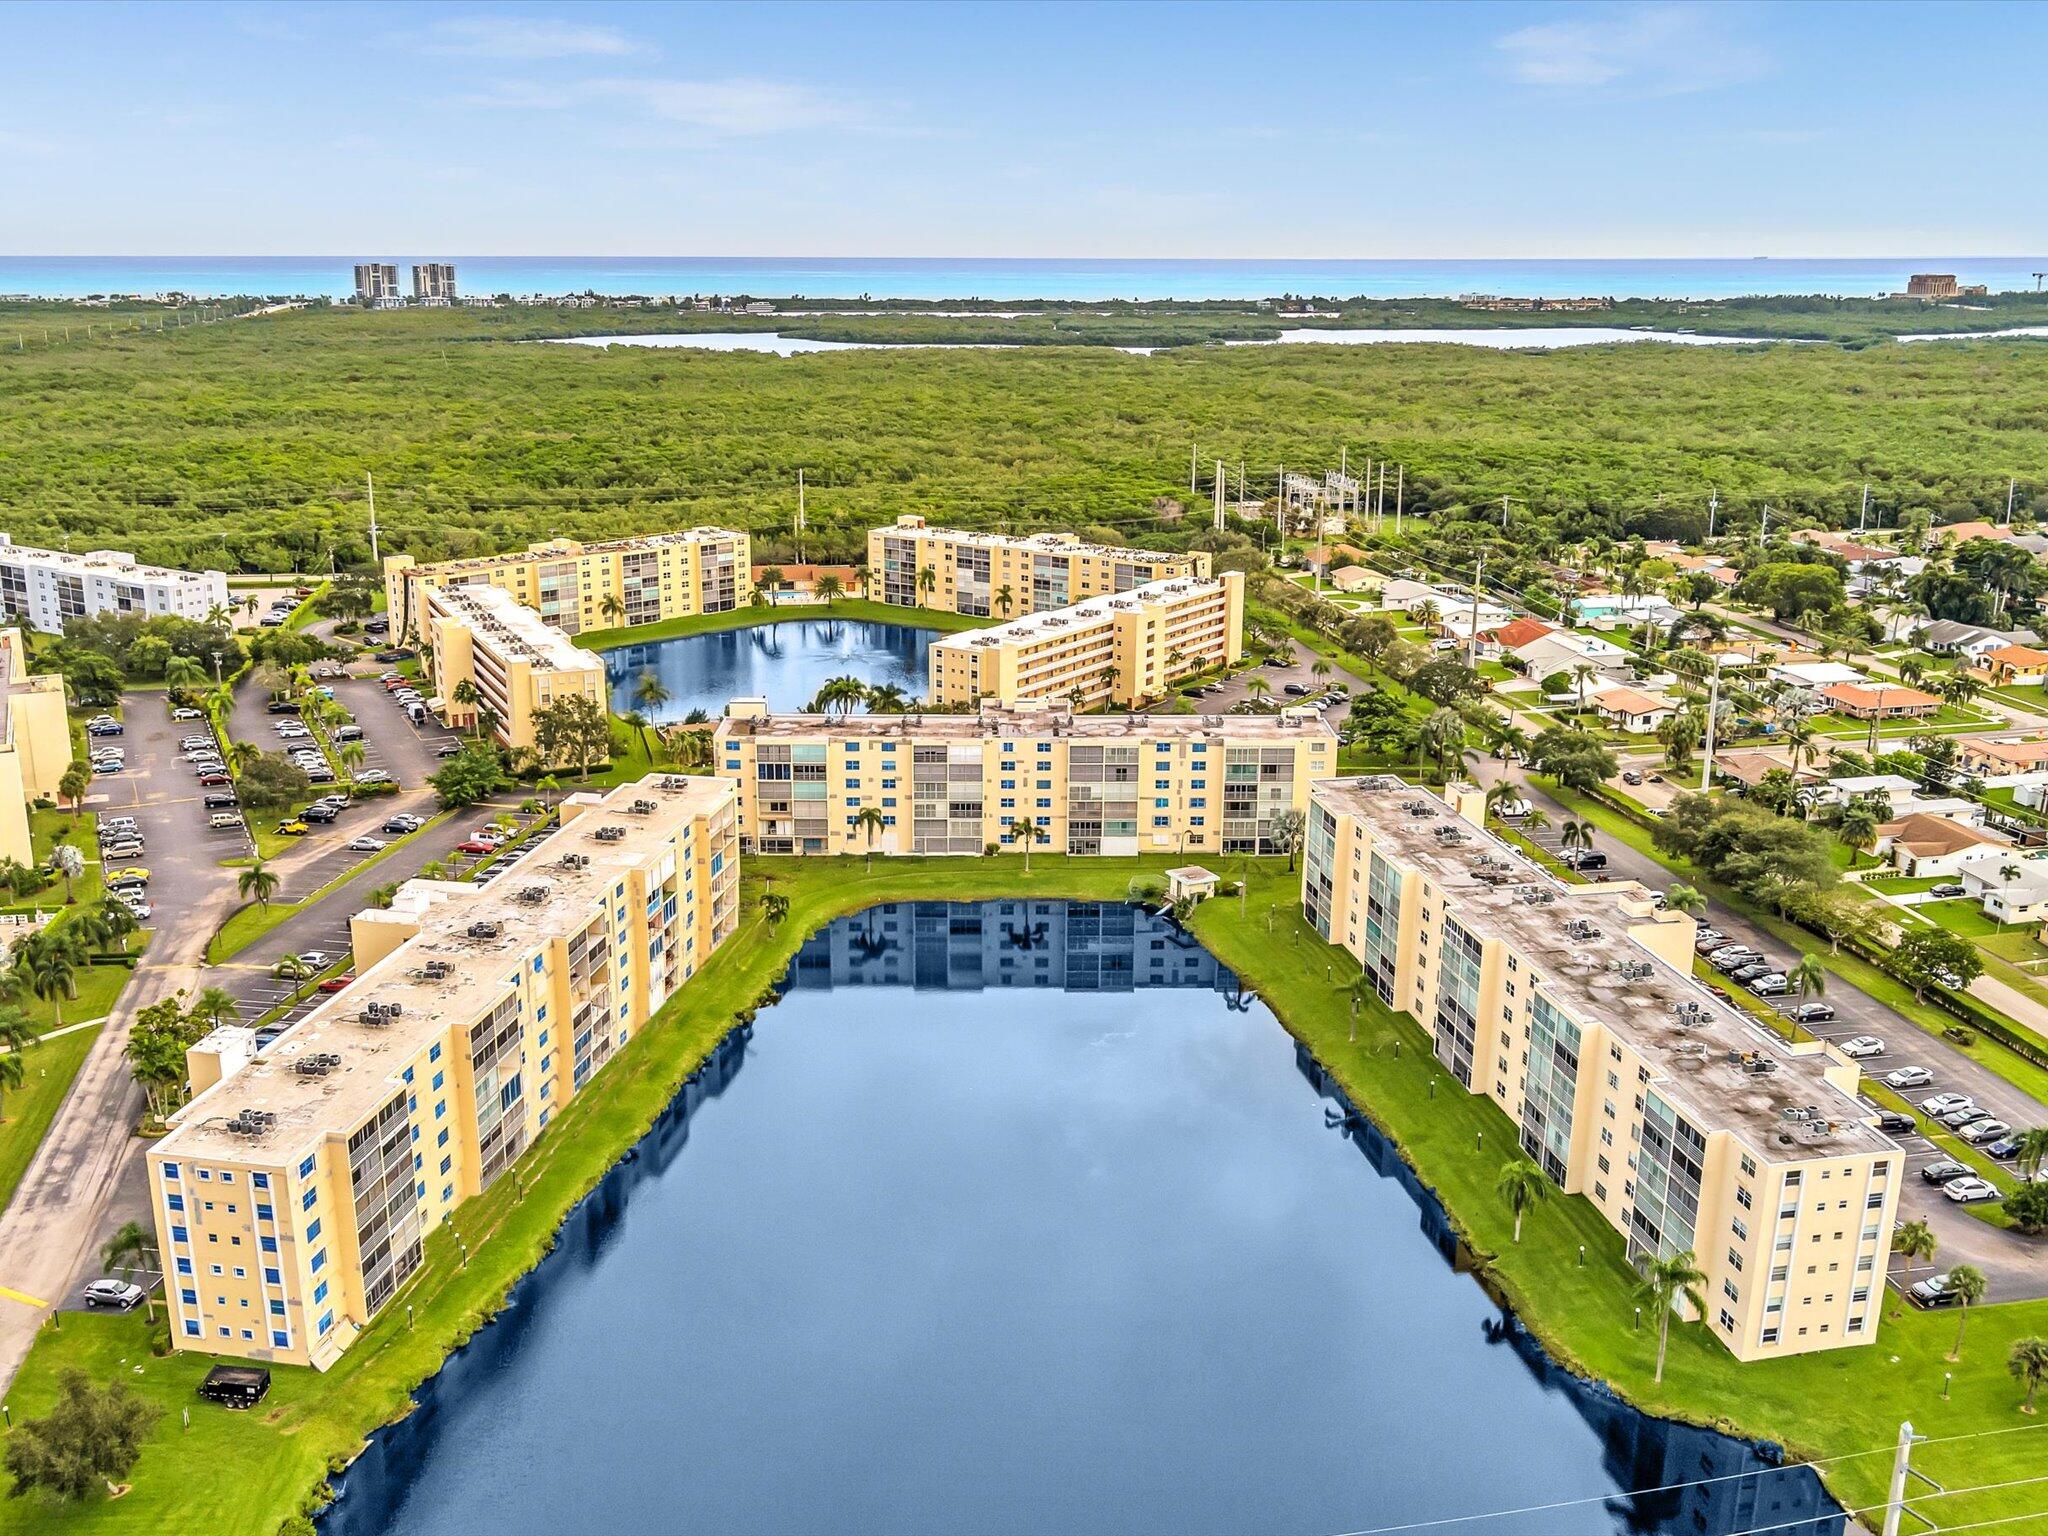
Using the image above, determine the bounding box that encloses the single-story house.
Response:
[1570,594,1682,631]
[752,563,865,597]
[1591,685,1678,734]
[1436,601,1520,641]
[1936,520,2014,544]
[1874,812,2009,877]
[1768,660,1866,690]
[1514,630,1633,682]
[1166,865,1221,904]
[1956,735,2048,775]
[1329,565,1378,594]
[1486,617,1557,654]
[1972,644,2048,685]
[1818,682,1942,720]
[1711,748,1813,791]
[1800,773,1922,809]
[1958,851,2048,924]
[1917,620,2016,657]
[1379,578,1462,615]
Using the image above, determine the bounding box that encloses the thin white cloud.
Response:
[415,16,636,60]
[461,75,869,137]
[1495,4,1772,96]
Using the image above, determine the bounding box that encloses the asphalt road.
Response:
[1478,759,2047,1300]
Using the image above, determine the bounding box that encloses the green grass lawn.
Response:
[205,812,455,963]
[7,854,2048,1533]
[1916,897,2005,938]
[574,595,987,653]
[0,1025,99,1213]
[1865,874,1951,894]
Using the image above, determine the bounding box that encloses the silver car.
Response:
[82,1278,145,1309]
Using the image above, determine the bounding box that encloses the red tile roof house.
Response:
[1481,617,1556,658]
[1818,682,1941,720]
[1970,644,2048,685]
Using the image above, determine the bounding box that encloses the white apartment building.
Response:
[0,535,231,634]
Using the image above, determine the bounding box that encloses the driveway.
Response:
[1479,760,2048,1301]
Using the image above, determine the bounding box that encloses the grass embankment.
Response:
[575,596,987,653]
[6,855,2048,1534]
[0,1025,99,1212]
[205,813,455,964]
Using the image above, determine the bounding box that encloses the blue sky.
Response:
[4,0,2045,256]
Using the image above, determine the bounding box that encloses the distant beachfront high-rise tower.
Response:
[412,262,457,306]
[353,262,400,308]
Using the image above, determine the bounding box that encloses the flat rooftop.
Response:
[718,700,1334,744]
[157,775,731,1164]
[403,527,743,580]
[0,535,217,584]
[878,521,1199,564]
[1317,776,1893,1163]
[436,584,605,674]
[934,576,1230,651]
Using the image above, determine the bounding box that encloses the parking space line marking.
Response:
[0,1284,49,1309]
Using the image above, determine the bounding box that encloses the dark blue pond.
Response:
[322,902,1844,1536]
[602,617,936,722]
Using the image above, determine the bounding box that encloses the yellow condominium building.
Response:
[715,695,1332,856]
[868,515,1209,617]
[0,628,71,865]
[928,572,1244,710]
[421,584,609,766]
[147,774,739,1371]
[384,527,750,643]
[1303,776,1902,1361]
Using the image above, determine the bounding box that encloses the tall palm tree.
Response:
[2013,1128,2048,1182]
[815,573,842,605]
[1997,863,2024,930]
[274,954,313,1004]
[853,806,887,868]
[865,683,910,714]
[1571,662,1596,717]
[634,672,672,719]
[17,934,78,1030]
[452,677,482,736]
[1893,1218,1938,1275]
[1484,780,1524,821]
[620,709,653,760]
[1007,815,1047,873]
[994,583,1014,618]
[762,892,790,925]
[1559,819,1595,856]
[599,592,626,627]
[1636,1249,1707,1383]
[1946,1265,1988,1361]
[0,1049,23,1124]
[1495,1158,1547,1243]
[238,859,279,909]
[193,986,240,1027]
[101,1220,157,1282]
[2011,1336,2048,1415]
[1789,953,1827,1001]
[916,565,937,607]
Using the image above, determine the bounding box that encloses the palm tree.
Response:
[101,1220,157,1283]
[2011,1336,2048,1415]
[865,683,910,714]
[1790,953,1827,1002]
[1571,662,1596,717]
[1006,815,1047,872]
[815,573,842,605]
[17,933,78,1030]
[419,859,451,881]
[620,708,652,760]
[1997,862,2024,929]
[68,906,113,957]
[337,741,367,778]
[227,739,260,776]
[994,583,1014,618]
[238,859,279,908]
[634,672,672,720]
[194,986,240,1027]
[2013,1128,2048,1182]
[1311,659,1333,690]
[451,677,482,736]
[1245,678,1271,707]
[273,954,312,1003]
[0,1049,23,1123]
[1559,819,1595,856]
[1893,1217,1938,1275]
[1495,1158,1547,1242]
[1636,1249,1707,1383]
[51,843,83,903]
[762,892,790,925]
[1664,884,1706,917]
[1946,1264,1987,1360]
[1484,780,1524,822]
[916,565,937,607]
[58,761,91,818]
[853,806,887,868]
[599,592,626,627]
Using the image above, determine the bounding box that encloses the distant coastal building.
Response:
[384,528,751,643]
[1459,294,1610,312]
[411,263,457,306]
[0,534,229,635]
[353,263,401,308]
[868,515,1208,618]
[926,572,1244,710]
[1902,274,1988,299]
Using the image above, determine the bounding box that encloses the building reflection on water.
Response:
[788,899,1240,994]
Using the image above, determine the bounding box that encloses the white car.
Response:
[345,836,385,853]
[1837,1036,1885,1059]
[120,900,152,921]
[1885,1066,1933,1089]
[1944,1178,2001,1204]
[296,950,331,969]
[1922,1093,1975,1117]
[171,706,203,720]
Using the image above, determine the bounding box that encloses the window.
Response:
[163,1162,179,1180]
[310,1249,327,1273]
[306,1218,321,1242]
[166,1193,184,1212]
[299,1155,316,1178]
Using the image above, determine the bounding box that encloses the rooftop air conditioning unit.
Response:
[467,920,504,940]
[628,799,657,815]
[421,960,453,981]
[562,853,590,870]
[595,826,626,842]
[516,885,548,904]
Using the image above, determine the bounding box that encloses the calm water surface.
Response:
[603,618,934,721]
[321,902,1843,1536]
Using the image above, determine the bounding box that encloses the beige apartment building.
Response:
[420,584,609,766]
[147,775,740,1371]
[385,527,750,644]
[867,515,1209,617]
[0,629,71,865]
[1303,776,1902,1361]
[927,571,1244,710]
[715,695,1331,856]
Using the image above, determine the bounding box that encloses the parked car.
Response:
[198,772,232,787]
[81,1278,145,1310]
[171,705,203,720]
[1945,1177,2001,1204]
[1837,1036,1885,1059]
[1908,1273,1960,1308]
[1984,1136,2025,1161]
[1747,974,1789,996]
[435,742,463,758]
[300,806,338,824]
[374,648,414,662]
[1921,1093,1975,1117]
[1939,1104,1989,1129]
[1920,1159,1972,1184]
[1787,1002,1835,1024]
[456,839,496,855]
[1876,1111,1917,1135]
[203,792,238,810]
[1961,1119,2012,1144]
[1929,882,1966,899]
[265,699,303,714]
[1561,849,1607,871]
[1729,962,1773,983]
[120,901,153,921]
[1621,769,1643,785]
[277,820,311,836]
[107,866,149,884]
[352,769,391,785]
[383,813,425,833]
[345,836,386,853]
[317,973,355,993]
[1693,932,1727,954]
[102,841,145,860]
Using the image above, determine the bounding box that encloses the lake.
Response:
[602,618,936,722]
[319,901,1845,1536]
[545,326,1768,354]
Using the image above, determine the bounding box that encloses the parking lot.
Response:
[1514,800,2048,1300]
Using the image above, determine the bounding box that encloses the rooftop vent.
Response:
[658,776,689,790]
[467,920,504,940]
[1671,1000,1709,1026]
[1565,918,1601,941]
[1728,1050,1779,1075]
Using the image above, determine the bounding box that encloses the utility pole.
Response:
[1880,1421,1918,1536]
[1707,490,1718,539]
[1859,483,1869,534]
[1465,556,1484,669]
[1190,442,1198,496]
[2005,476,2017,526]
[1213,460,1225,531]
[1699,657,1725,793]
[1502,494,1511,530]
[1275,463,1286,558]
[1394,465,1403,534]
[365,472,383,565]
[796,468,807,564]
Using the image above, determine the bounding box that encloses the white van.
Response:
[208,812,243,831]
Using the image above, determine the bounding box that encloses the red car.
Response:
[456,839,495,855]
[317,973,355,994]
[198,772,232,786]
